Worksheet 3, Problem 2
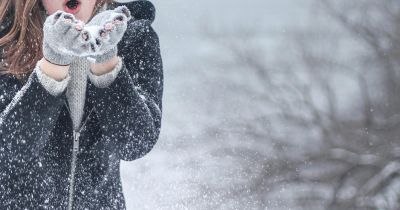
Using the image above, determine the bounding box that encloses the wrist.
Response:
[90,56,119,76]
[39,58,70,81]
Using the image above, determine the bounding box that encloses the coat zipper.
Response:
[64,100,95,210]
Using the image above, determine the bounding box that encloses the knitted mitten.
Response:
[83,6,132,63]
[42,11,89,65]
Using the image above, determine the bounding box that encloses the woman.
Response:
[0,0,163,209]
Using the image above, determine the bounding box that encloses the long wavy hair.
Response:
[0,0,112,83]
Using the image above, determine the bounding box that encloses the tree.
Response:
[202,0,400,209]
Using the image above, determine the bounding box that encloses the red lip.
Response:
[63,0,81,14]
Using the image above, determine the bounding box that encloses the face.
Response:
[41,0,97,23]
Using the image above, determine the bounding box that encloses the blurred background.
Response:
[119,0,400,209]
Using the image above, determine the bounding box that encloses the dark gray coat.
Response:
[0,1,163,209]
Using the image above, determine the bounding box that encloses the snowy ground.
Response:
[117,0,313,209]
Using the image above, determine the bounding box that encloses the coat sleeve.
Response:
[87,18,163,161]
[0,63,67,176]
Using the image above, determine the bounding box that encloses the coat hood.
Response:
[110,0,156,23]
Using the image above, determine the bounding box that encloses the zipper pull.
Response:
[73,130,80,152]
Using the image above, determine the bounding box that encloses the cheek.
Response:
[78,0,98,23]
[41,0,63,15]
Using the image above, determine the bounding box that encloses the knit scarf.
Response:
[52,4,108,131]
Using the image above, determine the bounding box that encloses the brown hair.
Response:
[0,0,113,83]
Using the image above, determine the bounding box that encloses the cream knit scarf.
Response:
[67,4,108,131]
[66,58,89,131]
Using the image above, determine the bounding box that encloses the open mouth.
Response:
[64,0,81,14]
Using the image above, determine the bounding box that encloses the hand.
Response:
[83,6,132,63]
[42,11,89,66]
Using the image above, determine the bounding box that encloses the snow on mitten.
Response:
[83,6,132,63]
[42,11,88,65]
